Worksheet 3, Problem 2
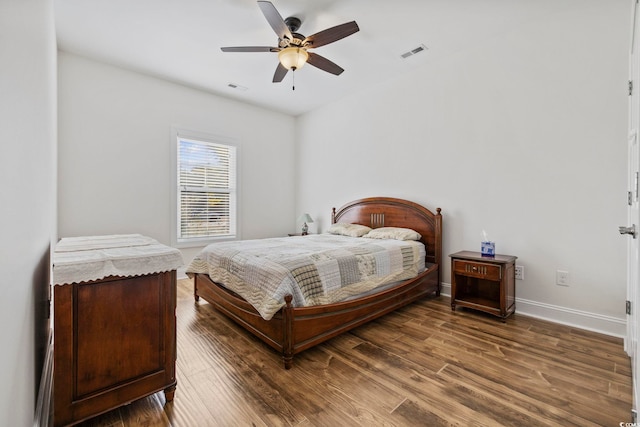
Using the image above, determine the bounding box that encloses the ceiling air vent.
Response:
[401,44,428,59]
[227,83,248,91]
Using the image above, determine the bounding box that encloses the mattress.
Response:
[186,234,425,320]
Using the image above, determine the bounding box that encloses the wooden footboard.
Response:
[194,264,439,369]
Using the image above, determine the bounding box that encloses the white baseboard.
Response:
[439,283,626,338]
[34,330,53,427]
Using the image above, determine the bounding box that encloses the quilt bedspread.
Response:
[186,234,426,320]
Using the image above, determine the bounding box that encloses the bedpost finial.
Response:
[331,207,336,224]
[436,207,442,215]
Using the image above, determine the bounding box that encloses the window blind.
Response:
[177,137,236,240]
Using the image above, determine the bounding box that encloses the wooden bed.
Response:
[192,197,442,369]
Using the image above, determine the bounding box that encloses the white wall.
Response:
[56,2,629,336]
[296,1,629,335]
[58,53,296,265]
[0,0,57,425]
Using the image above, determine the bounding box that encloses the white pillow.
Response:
[326,223,372,237]
[363,227,422,241]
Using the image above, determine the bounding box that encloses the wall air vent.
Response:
[401,44,428,59]
[227,83,248,91]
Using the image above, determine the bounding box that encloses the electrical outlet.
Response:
[515,265,524,280]
[556,270,570,286]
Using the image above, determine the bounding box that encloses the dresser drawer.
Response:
[453,260,502,281]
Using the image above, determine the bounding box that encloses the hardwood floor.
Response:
[76,278,632,426]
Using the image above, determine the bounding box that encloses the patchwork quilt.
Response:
[186,234,426,320]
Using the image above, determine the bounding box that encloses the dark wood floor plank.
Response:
[75,406,123,427]
[431,312,631,391]
[436,363,602,427]
[77,279,632,426]
[297,347,406,411]
[423,332,630,425]
[120,393,171,427]
[186,308,305,426]
[323,338,512,426]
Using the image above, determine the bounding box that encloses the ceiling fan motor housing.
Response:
[278,17,306,48]
[279,33,306,48]
[284,16,301,32]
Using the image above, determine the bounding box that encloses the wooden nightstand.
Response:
[450,250,517,322]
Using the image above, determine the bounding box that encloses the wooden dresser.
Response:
[52,235,183,426]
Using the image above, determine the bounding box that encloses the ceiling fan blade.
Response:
[306,52,344,76]
[272,62,289,82]
[303,21,359,48]
[221,46,279,53]
[258,1,293,41]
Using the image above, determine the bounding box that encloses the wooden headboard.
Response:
[331,197,442,267]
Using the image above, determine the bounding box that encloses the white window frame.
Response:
[171,127,241,248]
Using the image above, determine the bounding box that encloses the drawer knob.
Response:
[472,266,478,272]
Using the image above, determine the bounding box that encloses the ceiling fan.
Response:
[221,1,360,86]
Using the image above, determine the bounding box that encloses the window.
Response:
[173,129,239,246]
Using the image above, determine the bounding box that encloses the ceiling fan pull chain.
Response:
[292,69,295,91]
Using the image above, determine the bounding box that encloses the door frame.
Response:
[627,0,640,418]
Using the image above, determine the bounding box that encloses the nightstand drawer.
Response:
[453,260,501,281]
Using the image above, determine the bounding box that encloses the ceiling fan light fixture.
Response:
[278,47,308,70]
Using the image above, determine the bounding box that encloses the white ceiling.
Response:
[54,0,587,116]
